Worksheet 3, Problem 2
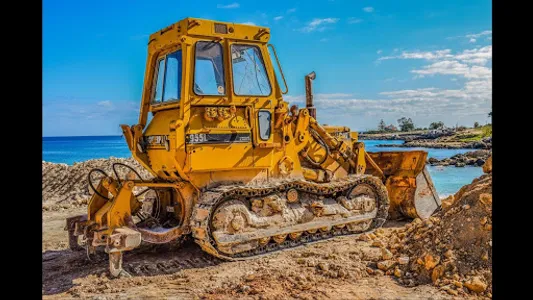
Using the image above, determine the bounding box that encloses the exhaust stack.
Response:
[305,71,317,119]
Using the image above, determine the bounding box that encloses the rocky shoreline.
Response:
[361,129,492,150]
[377,139,491,150]
[427,150,491,167]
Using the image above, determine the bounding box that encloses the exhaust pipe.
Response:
[305,71,317,119]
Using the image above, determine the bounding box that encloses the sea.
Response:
[42,136,484,198]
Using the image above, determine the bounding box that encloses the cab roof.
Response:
[148,17,271,46]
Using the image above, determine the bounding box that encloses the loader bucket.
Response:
[366,151,441,220]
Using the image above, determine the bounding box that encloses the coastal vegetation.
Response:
[363,117,491,137]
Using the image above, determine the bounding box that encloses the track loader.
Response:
[65,18,441,277]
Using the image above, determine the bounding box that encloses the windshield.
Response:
[153,50,182,103]
[231,44,271,96]
[194,41,226,95]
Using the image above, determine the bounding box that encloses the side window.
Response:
[194,41,226,95]
[153,50,182,104]
[232,44,271,96]
[258,110,271,140]
[153,59,165,103]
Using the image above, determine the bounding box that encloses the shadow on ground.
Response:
[42,238,222,295]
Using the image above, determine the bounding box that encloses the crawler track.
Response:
[191,174,389,260]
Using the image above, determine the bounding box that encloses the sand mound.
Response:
[42,157,152,210]
[372,163,492,297]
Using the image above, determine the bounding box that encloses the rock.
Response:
[398,256,410,265]
[394,268,403,278]
[365,267,374,275]
[377,260,396,271]
[440,196,454,210]
[464,276,487,293]
[431,265,445,283]
[381,248,393,260]
[318,262,329,271]
[423,254,441,270]
[442,286,458,296]
[455,162,465,167]
[480,193,492,206]
[475,159,485,166]
[444,250,454,259]
[480,217,488,225]
[372,240,385,247]
[453,281,463,289]
[358,234,370,241]
[482,156,492,173]
[462,204,470,210]
[244,273,256,282]
[428,157,439,164]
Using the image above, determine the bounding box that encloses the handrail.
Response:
[267,44,289,94]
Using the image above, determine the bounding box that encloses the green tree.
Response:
[429,121,444,130]
[474,122,480,128]
[378,119,386,132]
[397,117,415,132]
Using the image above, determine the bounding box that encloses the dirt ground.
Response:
[43,207,459,300]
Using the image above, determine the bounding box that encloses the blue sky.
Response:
[43,0,492,136]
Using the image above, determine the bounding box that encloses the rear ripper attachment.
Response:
[66,163,192,277]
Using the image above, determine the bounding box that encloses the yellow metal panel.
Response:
[187,144,255,172]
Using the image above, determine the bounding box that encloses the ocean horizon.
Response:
[42,135,483,197]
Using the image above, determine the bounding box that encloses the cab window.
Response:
[194,41,226,95]
[231,44,271,96]
[153,50,182,103]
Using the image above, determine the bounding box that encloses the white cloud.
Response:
[448,30,491,43]
[378,46,492,66]
[379,49,453,61]
[287,8,297,14]
[466,30,492,39]
[217,3,240,9]
[348,18,363,24]
[300,18,339,32]
[363,7,374,13]
[454,46,492,65]
[377,50,383,54]
[242,21,256,26]
[274,16,283,21]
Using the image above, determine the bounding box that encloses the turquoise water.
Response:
[42,136,483,197]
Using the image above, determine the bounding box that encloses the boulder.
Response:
[428,157,439,164]
[482,156,492,173]
[464,276,487,293]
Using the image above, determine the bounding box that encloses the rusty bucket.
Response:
[367,151,441,220]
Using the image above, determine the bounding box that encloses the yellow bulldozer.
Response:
[65,18,440,277]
